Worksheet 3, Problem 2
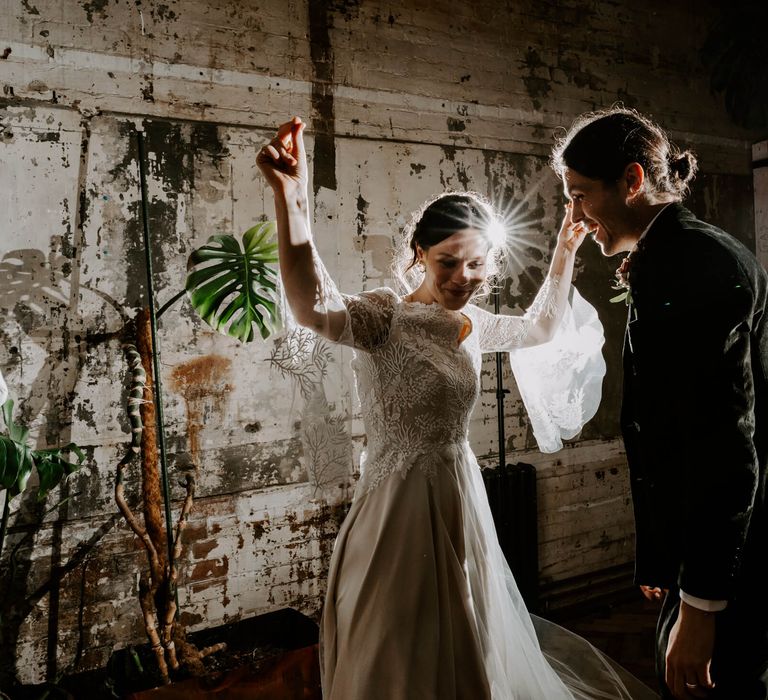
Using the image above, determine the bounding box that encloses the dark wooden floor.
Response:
[555,593,662,692]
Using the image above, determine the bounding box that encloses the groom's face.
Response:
[563,168,635,256]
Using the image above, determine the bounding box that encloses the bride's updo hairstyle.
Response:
[551,107,698,200]
[392,191,501,298]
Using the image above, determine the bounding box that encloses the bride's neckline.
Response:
[399,295,473,345]
[400,295,467,312]
[401,295,439,308]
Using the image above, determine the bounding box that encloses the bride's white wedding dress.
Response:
[306,266,656,699]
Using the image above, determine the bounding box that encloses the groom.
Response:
[551,108,768,700]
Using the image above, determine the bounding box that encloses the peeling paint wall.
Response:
[754,140,768,269]
[0,0,762,684]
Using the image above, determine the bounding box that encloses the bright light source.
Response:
[485,216,507,249]
[486,175,552,279]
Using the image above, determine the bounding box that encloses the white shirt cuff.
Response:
[679,589,728,612]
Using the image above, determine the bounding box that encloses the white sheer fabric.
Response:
[508,285,606,452]
[287,244,653,699]
[467,279,605,453]
[0,368,7,406]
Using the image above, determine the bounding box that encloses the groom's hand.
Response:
[665,601,716,699]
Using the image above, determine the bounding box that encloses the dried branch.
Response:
[114,455,162,577]
[117,328,224,684]
[138,572,170,684]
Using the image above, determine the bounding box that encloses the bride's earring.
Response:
[418,260,425,272]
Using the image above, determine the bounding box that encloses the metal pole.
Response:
[136,129,177,575]
[493,288,509,469]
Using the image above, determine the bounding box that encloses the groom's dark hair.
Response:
[551,107,698,199]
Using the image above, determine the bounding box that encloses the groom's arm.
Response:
[639,237,759,698]
[640,240,759,600]
[675,279,757,600]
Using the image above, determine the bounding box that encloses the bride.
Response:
[257,117,656,699]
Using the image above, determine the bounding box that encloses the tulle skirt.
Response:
[320,442,658,699]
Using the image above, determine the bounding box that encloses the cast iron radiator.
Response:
[482,462,539,612]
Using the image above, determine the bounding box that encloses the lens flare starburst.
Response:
[485,177,551,282]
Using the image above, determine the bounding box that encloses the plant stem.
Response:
[157,290,186,320]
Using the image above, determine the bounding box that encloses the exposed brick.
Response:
[189,557,229,582]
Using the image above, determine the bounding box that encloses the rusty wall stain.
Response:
[170,354,232,465]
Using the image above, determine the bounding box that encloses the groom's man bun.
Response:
[551,107,698,200]
[667,151,697,195]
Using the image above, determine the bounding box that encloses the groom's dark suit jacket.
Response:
[622,203,768,603]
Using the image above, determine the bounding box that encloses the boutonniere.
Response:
[610,252,634,305]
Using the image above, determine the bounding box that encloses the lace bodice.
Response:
[279,241,605,494]
[334,282,563,494]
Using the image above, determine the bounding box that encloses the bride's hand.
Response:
[256,116,308,196]
[557,202,590,253]
[640,585,666,602]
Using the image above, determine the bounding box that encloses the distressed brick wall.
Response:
[0,0,761,685]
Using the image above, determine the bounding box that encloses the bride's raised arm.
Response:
[473,205,589,352]
[257,117,396,351]
[256,117,345,340]
[473,207,604,453]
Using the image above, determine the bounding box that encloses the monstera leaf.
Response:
[186,222,281,343]
[0,398,84,500]
[33,444,85,500]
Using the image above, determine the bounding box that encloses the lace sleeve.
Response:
[510,286,605,453]
[473,275,567,352]
[277,241,396,351]
[278,242,397,351]
[470,281,606,453]
[337,288,398,351]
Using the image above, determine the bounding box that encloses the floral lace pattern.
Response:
[331,278,566,495]
[507,284,606,453]
[470,276,563,352]
[279,238,602,483]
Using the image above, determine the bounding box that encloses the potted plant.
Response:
[113,218,281,686]
[0,376,85,698]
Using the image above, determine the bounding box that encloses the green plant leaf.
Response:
[0,438,32,497]
[0,400,30,497]
[0,435,21,490]
[12,443,34,498]
[609,291,629,304]
[1,395,85,503]
[35,457,65,501]
[2,399,29,445]
[33,444,85,501]
[186,222,281,343]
